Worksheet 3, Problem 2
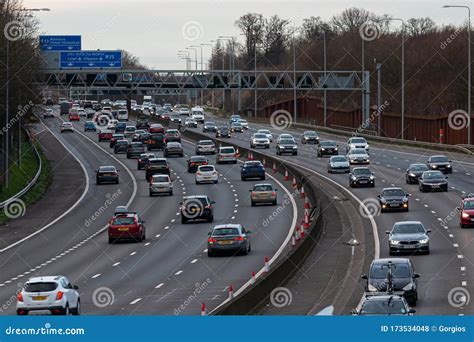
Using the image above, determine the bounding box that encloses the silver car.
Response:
[207,224,252,257]
[195,140,216,155]
[328,155,350,173]
[386,221,431,255]
[347,148,370,165]
[149,174,173,196]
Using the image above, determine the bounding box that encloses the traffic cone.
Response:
[236,148,241,158]
[304,196,311,209]
[303,210,310,229]
[201,303,207,316]
[228,285,234,299]
[292,177,297,189]
[264,257,270,273]
[262,157,266,166]
[300,185,306,198]
[251,272,256,284]
[273,162,277,174]
[284,169,289,181]
[295,227,301,241]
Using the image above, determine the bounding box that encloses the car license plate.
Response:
[32,296,47,301]
[431,184,439,188]
[118,227,129,231]
[359,180,367,184]
[390,203,399,207]
[403,245,415,249]
[104,173,113,176]
[204,177,211,180]
[219,240,233,245]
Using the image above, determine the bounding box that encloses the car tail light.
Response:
[191,162,195,166]
[205,205,211,209]
[17,292,23,302]
[272,191,276,197]
[197,172,201,176]
[208,237,217,243]
[56,291,64,300]
[234,236,244,241]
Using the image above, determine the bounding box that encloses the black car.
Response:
[405,163,429,184]
[135,132,151,144]
[352,294,415,316]
[147,133,165,151]
[427,155,452,173]
[180,195,215,224]
[109,134,125,148]
[378,187,410,212]
[136,117,150,130]
[114,140,129,154]
[187,156,208,173]
[317,141,339,157]
[349,167,375,187]
[362,258,419,306]
[137,153,156,170]
[216,126,231,138]
[276,139,298,155]
[96,166,119,185]
[115,122,127,133]
[164,142,184,157]
[145,158,170,180]
[127,142,145,159]
[301,131,320,144]
[418,171,448,192]
[203,122,217,133]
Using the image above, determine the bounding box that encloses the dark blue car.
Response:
[115,122,127,133]
[241,160,266,181]
[84,121,96,132]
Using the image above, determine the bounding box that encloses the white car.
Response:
[124,126,136,139]
[346,148,370,165]
[77,108,86,117]
[149,174,173,196]
[191,107,205,122]
[43,108,54,118]
[257,129,273,142]
[195,140,216,155]
[195,165,218,184]
[238,119,249,129]
[179,108,190,116]
[216,146,237,164]
[346,137,369,152]
[60,122,74,133]
[250,133,270,149]
[117,109,129,121]
[277,133,295,144]
[107,119,118,130]
[16,276,81,315]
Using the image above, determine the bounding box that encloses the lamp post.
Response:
[191,45,204,106]
[323,31,327,127]
[201,43,214,108]
[443,5,471,145]
[186,47,198,70]
[218,36,237,112]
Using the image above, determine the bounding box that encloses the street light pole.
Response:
[323,31,327,127]
[375,62,382,136]
[201,43,214,108]
[443,5,471,145]
[186,47,198,70]
[191,45,204,106]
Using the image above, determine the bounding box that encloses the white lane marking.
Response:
[203,249,208,253]
[458,255,464,259]
[190,259,198,264]
[144,242,151,246]
[91,273,101,279]
[462,281,467,286]
[130,298,142,305]
[454,243,459,248]
[431,210,436,214]
[130,251,137,256]
[171,219,176,223]
[112,262,120,267]
[155,234,161,238]
[155,283,164,289]
[175,270,183,275]
[461,267,466,271]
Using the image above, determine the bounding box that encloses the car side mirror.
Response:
[445,177,448,179]
[426,229,432,233]
[376,195,380,198]
[246,230,252,234]
[179,202,183,205]
[414,273,420,278]
[73,285,79,290]
[350,309,358,315]
[385,231,390,234]
[210,201,216,204]
[456,207,460,211]
[361,275,368,280]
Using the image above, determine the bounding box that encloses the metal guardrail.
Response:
[0,129,42,208]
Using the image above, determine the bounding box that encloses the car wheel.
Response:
[251,200,256,207]
[444,187,448,192]
[72,300,81,316]
[108,237,114,244]
[195,180,199,184]
[371,183,375,187]
[116,180,119,184]
[214,180,218,184]
[181,216,187,224]
[241,177,246,181]
[62,304,70,316]
[293,152,297,156]
[461,223,466,229]
[169,190,173,196]
[207,215,214,223]
[272,199,277,205]
[149,191,153,197]
[419,186,424,192]
[241,246,248,255]
[207,250,214,257]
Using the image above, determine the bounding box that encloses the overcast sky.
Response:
[26,0,472,69]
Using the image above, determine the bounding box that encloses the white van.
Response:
[191,107,205,122]
[117,109,129,121]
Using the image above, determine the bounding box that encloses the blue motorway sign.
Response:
[60,51,122,69]
[39,35,81,51]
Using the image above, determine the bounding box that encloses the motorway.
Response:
[0,110,300,315]
[189,113,474,315]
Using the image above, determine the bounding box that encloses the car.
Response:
[229,114,241,124]
[346,148,370,165]
[328,155,350,173]
[77,108,86,117]
[459,196,474,228]
[43,108,54,118]
[257,129,273,142]
[276,133,295,143]
[117,109,128,121]
[378,187,410,212]
[16,276,81,316]
[137,153,156,170]
[276,139,298,155]
[114,139,129,154]
[132,129,147,142]
[164,142,184,157]
[239,119,249,129]
[179,108,190,116]
[207,224,251,257]
[302,131,320,144]
[115,122,127,133]
[149,124,165,134]
[124,126,136,139]
[85,108,96,119]
[127,142,145,159]
[147,133,165,151]
[180,195,214,224]
[203,122,217,132]
[136,117,150,130]
[60,122,74,133]
[191,107,205,122]
[164,129,181,143]
[317,141,338,157]
[135,132,151,144]
[98,129,113,142]
[362,258,419,306]
[184,118,198,128]
[386,221,431,255]
[216,126,231,138]
[418,170,448,192]
[110,134,125,148]
[187,156,208,173]
[195,140,216,155]
[170,113,182,124]
[346,137,369,152]
[216,146,237,164]
[405,163,430,184]
[149,174,173,196]
[349,167,375,187]
[230,122,244,133]
[108,212,146,244]
[84,121,96,132]
[241,160,266,180]
[96,165,119,184]
[145,158,170,180]
[352,293,415,316]
[250,133,270,149]
[427,155,452,173]
[249,183,277,206]
[195,165,219,184]
[68,112,80,121]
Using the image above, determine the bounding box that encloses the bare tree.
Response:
[235,13,264,67]
[262,15,290,66]
[331,7,371,32]
[406,17,436,36]
[301,16,332,40]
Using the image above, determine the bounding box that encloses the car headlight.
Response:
[447,165,452,168]
[335,147,338,151]
[366,145,369,149]
[390,240,400,245]
[321,148,325,151]
[292,146,297,149]
[402,283,413,291]
[369,175,374,180]
[409,173,416,177]
[351,176,356,180]
[419,238,429,244]
[432,164,437,168]
[368,284,378,292]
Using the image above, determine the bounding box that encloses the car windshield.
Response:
[280,140,295,145]
[99,166,115,172]
[116,140,128,145]
[393,223,425,234]
[431,156,448,162]
[464,201,474,209]
[199,166,214,172]
[184,197,209,206]
[360,298,407,315]
[150,134,164,139]
[205,122,215,126]
[245,161,262,167]
[113,217,135,225]
[191,157,207,162]
[320,141,336,147]
[212,228,240,236]
[199,141,213,146]
[424,171,444,179]
[152,176,169,182]
[351,138,367,144]
[24,282,58,292]
[167,130,178,134]
[259,130,270,134]
[125,127,135,132]
[254,185,273,191]
[353,168,371,175]
[130,143,143,148]
[332,157,347,162]
[382,189,405,197]
[351,149,367,155]
[149,160,167,166]
[370,263,411,279]
[305,131,318,136]
[220,148,235,154]
[410,164,429,171]
[254,134,267,139]
[219,127,229,131]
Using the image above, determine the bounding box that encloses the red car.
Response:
[108,212,146,244]
[98,130,113,142]
[69,112,80,121]
[459,197,474,228]
[149,124,165,134]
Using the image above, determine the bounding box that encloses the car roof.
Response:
[213,224,242,229]
[382,187,403,191]
[393,221,422,225]
[198,140,213,143]
[149,157,167,162]
[184,195,209,199]
[99,165,116,169]
[363,294,405,301]
[462,197,474,202]
[430,154,447,158]
[254,183,273,187]
[27,276,62,283]
[191,155,207,159]
[167,142,181,146]
[372,258,410,265]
